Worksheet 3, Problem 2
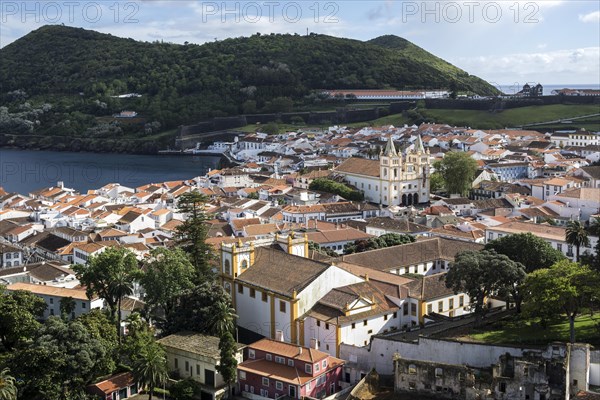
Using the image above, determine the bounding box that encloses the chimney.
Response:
[275,330,284,342]
[310,338,319,350]
[298,347,303,355]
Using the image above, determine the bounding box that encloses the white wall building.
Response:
[5,282,104,319]
[219,235,364,345]
[159,332,244,400]
[335,136,431,207]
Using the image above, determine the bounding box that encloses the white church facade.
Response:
[335,136,432,206]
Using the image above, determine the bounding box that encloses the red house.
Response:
[238,338,344,399]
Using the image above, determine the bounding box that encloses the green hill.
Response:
[0,25,499,148]
[367,35,495,95]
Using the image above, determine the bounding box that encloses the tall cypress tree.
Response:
[175,191,213,281]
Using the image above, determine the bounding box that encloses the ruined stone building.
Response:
[393,343,592,400]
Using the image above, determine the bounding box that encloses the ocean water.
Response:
[0,148,221,194]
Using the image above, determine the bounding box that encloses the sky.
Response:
[1,0,599,87]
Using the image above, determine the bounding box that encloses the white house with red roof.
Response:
[238,338,345,400]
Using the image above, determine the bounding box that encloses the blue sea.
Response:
[0,148,221,194]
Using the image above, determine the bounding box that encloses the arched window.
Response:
[224,259,231,275]
[383,168,387,177]
[241,259,248,270]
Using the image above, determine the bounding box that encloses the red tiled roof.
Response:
[88,372,135,394]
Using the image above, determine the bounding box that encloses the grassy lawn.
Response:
[465,313,600,346]
[343,104,599,130]
[172,103,600,136]
[529,123,600,132]
[420,104,600,130]
[235,123,312,133]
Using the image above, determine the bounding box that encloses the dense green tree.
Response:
[164,281,232,335]
[241,100,257,114]
[175,191,213,279]
[445,250,526,318]
[264,97,293,113]
[11,317,111,399]
[73,247,140,340]
[59,296,76,320]
[566,220,590,262]
[217,331,238,399]
[522,260,600,343]
[308,241,339,258]
[132,341,168,400]
[344,233,415,255]
[0,368,17,400]
[77,310,119,374]
[170,379,201,400]
[208,301,238,337]
[0,288,46,350]
[122,313,155,365]
[485,232,565,273]
[309,178,364,201]
[429,171,445,193]
[260,122,280,135]
[437,151,478,196]
[141,248,196,319]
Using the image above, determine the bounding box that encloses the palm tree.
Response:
[566,220,590,262]
[209,301,238,337]
[109,268,136,342]
[133,342,168,400]
[0,368,17,400]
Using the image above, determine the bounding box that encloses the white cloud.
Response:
[579,10,600,23]
[453,47,600,84]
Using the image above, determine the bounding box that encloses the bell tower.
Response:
[380,136,401,180]
[380,136,402,205]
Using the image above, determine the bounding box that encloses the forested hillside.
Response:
[0,25,499,152]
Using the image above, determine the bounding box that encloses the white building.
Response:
[158,332,244,400]
[219,234,364,345]
[550,130,599,147]
[301,280,406,357]
[1,243,23,268]
[5,282,104,319]
[72,242,107,265]
[340,237,483,278]
[485,221,598,261]
[335,136,431,206]
[548,187,600,220]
